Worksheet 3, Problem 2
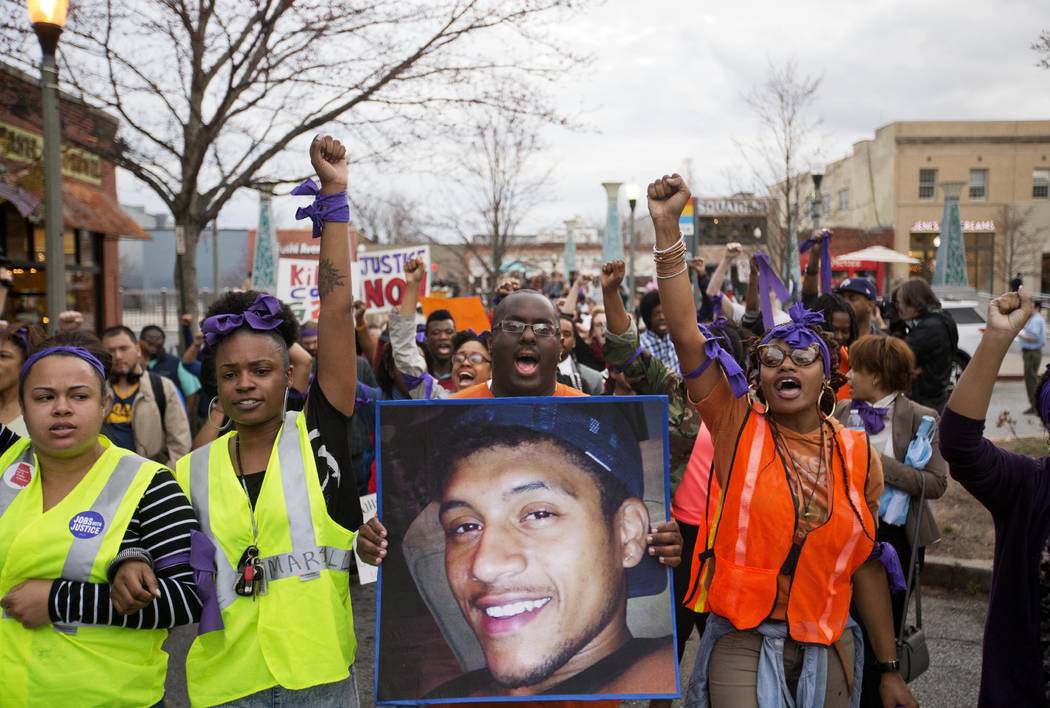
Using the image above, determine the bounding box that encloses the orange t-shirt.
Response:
[442,378,614,708]
[452,381,587,398]
[695,376,882,621]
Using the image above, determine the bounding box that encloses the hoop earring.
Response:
[819,382,836,419]
[209,396,234,433]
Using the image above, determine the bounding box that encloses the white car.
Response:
[940,299,986,382]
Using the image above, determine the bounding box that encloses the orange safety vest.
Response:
[683,405,874,645]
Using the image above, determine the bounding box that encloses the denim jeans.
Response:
[215,667,361,708]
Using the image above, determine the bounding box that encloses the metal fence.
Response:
[119,288,229,350]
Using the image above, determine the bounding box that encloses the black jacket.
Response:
[904,309,958,411]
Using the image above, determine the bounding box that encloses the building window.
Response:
[919,169,937,200]
[822,194,831,216]
[838,189,849,211]
[969,169,988,201]
[1034,169,1050,199]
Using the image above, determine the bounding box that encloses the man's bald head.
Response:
[493,289,558,326]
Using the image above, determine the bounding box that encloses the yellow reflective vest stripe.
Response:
[0,437,168,708]
[175,411,357,707]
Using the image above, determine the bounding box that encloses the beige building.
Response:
[810,121,1050,293]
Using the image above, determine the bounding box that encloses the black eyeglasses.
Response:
[493,320,559,338]
[757,344,821,368]
[453,352,491,365]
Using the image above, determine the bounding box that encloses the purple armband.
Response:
[610,346,645,374]
[291,178,350,238]
[869,541,907,593]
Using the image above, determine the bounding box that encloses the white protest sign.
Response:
[277,257,321,323]
[355,493,378,585]
[355,245,431,313]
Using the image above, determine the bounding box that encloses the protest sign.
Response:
[277,257,320,323]
[356,245,431,313]
[419,296,490,334]
[356,493,378,585]
[374,397,678,704]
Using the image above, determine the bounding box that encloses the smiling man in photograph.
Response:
[424,404,677,699]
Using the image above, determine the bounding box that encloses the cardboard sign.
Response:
[355,493,378,585]
[355,245,431,313]
[374,397,678,705]
[277,257,321,323]
[419,296,491,334]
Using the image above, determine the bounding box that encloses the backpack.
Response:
[148,372,167,431]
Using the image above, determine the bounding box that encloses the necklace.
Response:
[772,422,826,522]
[233,435,264,596]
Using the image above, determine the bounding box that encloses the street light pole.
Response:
[624,184,640,302]
[27,0,69,333]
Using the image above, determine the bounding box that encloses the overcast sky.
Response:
[118,0,1050,235]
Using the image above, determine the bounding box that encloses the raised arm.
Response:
[312,135,357,416]
[288,342,313,394]
[705,243,740,298]
[354,300,377,367]
[561,273,588,316]
[600,261,630,336]
[647,174,718,403]
[947,291,1034,420]
[801,230,824,307]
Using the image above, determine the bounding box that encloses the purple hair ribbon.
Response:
[19,346,105,384]
[869,541,907,593]
[415,323,426,345]
[609,346,645,374]
[1038,363,1050,425]
[759,302,832,375]
[290,178,350,238]
[682,318,748,397]
[753,252,792,332]
[300,326,318,338]
[201,293,284,346]
[799,231,832,294]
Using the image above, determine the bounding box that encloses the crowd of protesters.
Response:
[1,139,1049,708]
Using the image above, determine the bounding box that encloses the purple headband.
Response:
[8,325,30,355]
[300,326,318,338]
[19,346,106,384]
[290,178,350,238]
[1038,363,1050,426]
[201,293,284,346]
[683,316,749,397]
[759,302,832,375]
[799,230,832,294]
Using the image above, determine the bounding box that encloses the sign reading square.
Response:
[374,396,679,704]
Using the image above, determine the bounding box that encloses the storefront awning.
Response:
[0,183,40,217]
[62,182,149,240]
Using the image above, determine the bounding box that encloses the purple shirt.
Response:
[939,407,1050,707]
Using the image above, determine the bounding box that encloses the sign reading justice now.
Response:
[278,245,431,322]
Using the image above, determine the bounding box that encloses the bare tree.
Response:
[736,60,823,290]
[351,190,427,246]
[440,105,552,289]
[1034,29,1050,69]
[0,0,585,313]
[995,204,1047,289]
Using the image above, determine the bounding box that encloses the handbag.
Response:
[896,466,930,682]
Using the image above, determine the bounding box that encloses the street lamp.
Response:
[27,0,69,333]
[624,183,640,300]
[810,172,824,231]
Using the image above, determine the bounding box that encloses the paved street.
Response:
[163,583,985,707]
[986,379,1047,440]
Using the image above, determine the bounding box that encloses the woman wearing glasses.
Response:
[645,173,917,708]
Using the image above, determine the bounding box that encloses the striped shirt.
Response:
[47,469,202,628]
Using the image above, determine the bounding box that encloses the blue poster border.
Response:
[371,394,682,704]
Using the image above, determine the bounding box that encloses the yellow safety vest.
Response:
[0,437,168,708]
[175,411,357,707]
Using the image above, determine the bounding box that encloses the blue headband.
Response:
[759,303,832,375]
[19,346,106,384]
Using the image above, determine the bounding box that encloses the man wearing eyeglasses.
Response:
[361,288,684,708]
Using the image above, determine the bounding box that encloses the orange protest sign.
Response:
[419,296,491,333]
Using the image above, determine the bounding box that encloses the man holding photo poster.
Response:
[358,289,683,706]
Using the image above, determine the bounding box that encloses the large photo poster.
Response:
[374,396,679,704]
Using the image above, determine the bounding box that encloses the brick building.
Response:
[0,63,146,330]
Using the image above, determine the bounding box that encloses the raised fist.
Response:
[725,242,742,259]
[353,300,367,324]
[179,313,193,327]
[404,257,425,287]
[601,261,625,291]
[646,174,692,225]
[310,135,348,194]
[58,310,83,332]
[987,290,1036,337]
[688,257,705,273]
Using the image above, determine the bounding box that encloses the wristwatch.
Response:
[873,659,900,674]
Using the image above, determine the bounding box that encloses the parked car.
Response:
[941,299,986,382]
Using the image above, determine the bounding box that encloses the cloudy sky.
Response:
[118,0,1050,235]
